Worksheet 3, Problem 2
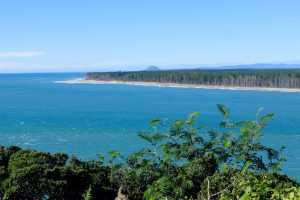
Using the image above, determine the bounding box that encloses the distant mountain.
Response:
[198,63,300,70]
[144,66,160,71]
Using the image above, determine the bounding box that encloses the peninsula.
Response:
[62,69,300,92]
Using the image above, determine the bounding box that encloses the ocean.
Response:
[0,73,299,180]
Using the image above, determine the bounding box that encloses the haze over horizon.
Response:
[1,0,300,73]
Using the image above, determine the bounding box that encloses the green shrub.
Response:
[0,105,299,199]
[109,105,298,199]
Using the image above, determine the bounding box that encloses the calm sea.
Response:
[0,73,299,180]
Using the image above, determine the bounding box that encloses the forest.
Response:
[0,105,299,199]
[87,69,300,88]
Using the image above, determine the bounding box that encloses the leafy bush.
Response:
[0,105,299,199]
[0,148,116,200]
[109,105,298,199]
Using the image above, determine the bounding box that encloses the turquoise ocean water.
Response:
[0,73,299,180]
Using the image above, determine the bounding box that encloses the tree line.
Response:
[0,105,299,199]
[87,69,300,88]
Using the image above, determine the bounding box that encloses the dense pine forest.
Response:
[87,69,300,88]
[0,105,299,199]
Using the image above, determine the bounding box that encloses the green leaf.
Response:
[260,113,275,121]
[221,163,228,172]
[224,140,232,147]
[188,111,199,120]
[153,133,168,142]
[217,104,230,117]
[108,151,121,156]
[220,120,227,127]
[242,161,252,172]
[82,186,93,200]
[173,120,186,127]
[150,119,161,126]
[138,132,153,143]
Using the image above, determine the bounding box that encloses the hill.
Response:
[198,63,300,70]
[144,66,160,71]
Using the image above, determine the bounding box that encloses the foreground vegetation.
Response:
[87,69,300,88]
[0,105,299,199]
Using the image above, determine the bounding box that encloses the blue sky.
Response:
[0,0,300,72]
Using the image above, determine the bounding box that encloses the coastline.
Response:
[55,78,300,92]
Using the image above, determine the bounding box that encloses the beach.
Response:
[56,78,300,92]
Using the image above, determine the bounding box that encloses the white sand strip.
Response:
[55,78,300,93]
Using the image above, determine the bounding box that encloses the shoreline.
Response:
[55,78,300,92]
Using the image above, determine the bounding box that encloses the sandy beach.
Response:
[55,78,300,93]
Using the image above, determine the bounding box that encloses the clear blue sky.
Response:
[0,0,300,72]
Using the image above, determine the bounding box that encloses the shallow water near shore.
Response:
[0,73,300,180]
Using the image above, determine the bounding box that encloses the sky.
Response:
[0,0,300,73]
